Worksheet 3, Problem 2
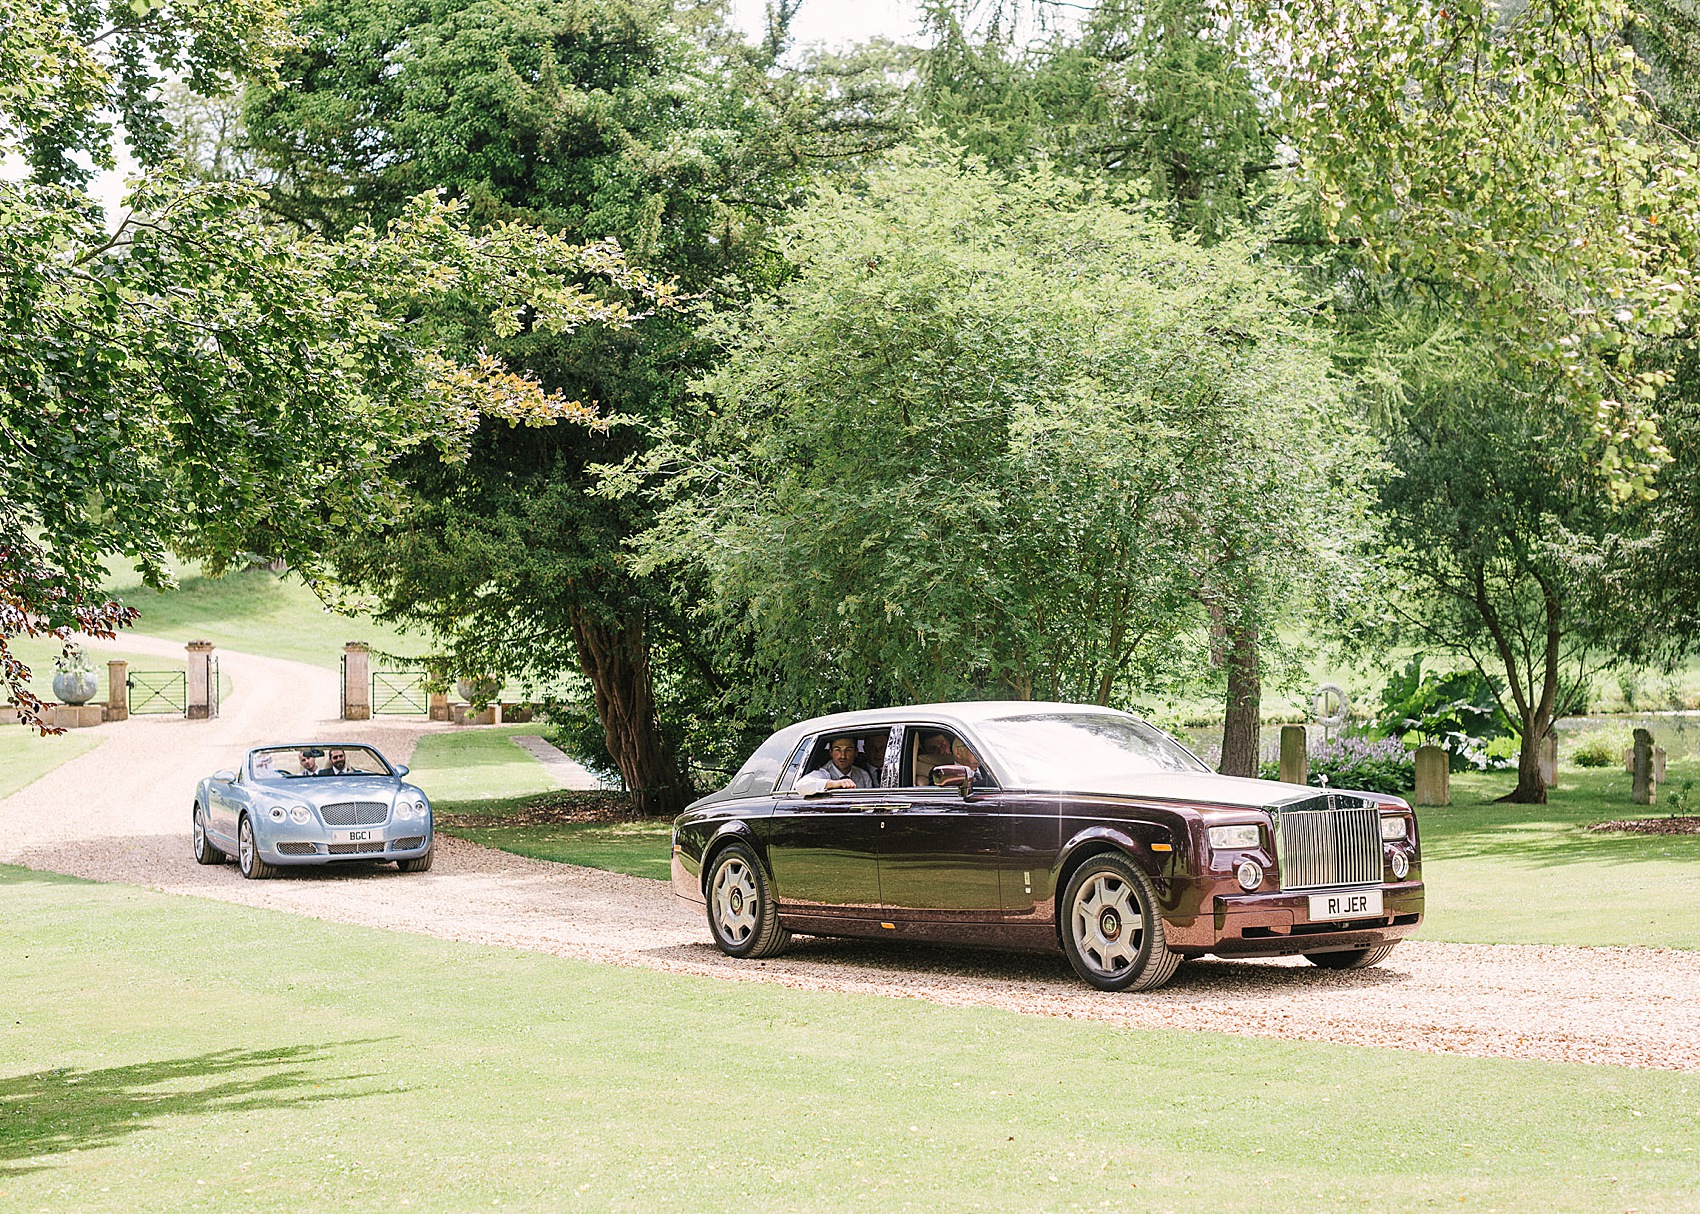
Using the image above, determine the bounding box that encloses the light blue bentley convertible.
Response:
[194,744,434,879]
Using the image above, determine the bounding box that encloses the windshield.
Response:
[251,745,392,779]
[972,712,1207,788]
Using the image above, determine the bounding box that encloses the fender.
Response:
[699,819,769,897]
[1056,823,1172,885]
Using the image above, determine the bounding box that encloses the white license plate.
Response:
[334,829,383,844]
[1308,889,1383,921]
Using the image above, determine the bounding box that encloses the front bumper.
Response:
[258,823,433,865]
[1165,880,1424,957]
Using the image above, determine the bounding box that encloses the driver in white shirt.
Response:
[797,736,874,794]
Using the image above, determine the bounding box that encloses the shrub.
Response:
[1374,657,1516,772]
[1260,735,1415,794]
[1572,739,1618,768]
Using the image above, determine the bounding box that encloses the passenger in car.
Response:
[859,734,888,785]
[913,731,953,785]
[797,735,874,793]
[933,737,992,789]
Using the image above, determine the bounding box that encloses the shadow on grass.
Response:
[0,1043,390,1177]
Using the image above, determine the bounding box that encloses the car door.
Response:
[208,766,243,843]
[764,729,891,917]
[875,724,1006,923]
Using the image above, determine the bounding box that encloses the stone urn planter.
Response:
[455,675,504,706]
[52,667,99,706]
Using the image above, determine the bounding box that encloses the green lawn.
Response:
[1419,762,1700,948]
[406,726,565,802]
[0,731,103,800]
[104,567,423,671]
[2,866,1696,1212]
[447,818,673,879]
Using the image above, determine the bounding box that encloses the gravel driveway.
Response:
[5,637,1699,1073]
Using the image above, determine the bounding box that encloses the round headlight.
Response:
[1391,851,1411,880]
[1236,859,1264,892]
[290,806,311,825]
[268,806,286,822]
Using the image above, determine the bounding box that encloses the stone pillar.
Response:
[1278,725,1308,785]
[185,641,215,720]
[106,660,129,722]
[1414,744,1450,806]
[429,691,450,722]
[1632,728,1656,806]
[1538,732,1558,789]
[342,642,371,721]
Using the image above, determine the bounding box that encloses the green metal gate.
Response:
[371,669,429,714]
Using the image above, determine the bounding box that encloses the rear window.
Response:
[724,730,799,798]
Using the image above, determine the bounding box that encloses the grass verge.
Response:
[406,726,565,803]
[431,789,669,879]
[0,730,104,800]
[1418,761,1700,949]
[2,865,1697,1212]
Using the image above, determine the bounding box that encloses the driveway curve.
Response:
[3,637,1698,1074]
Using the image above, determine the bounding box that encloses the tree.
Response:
[1372,384,1646,803]
[623,150,1368,728]
[238,0,909,811]
[1,0,661,728]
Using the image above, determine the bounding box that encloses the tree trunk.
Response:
[568,606,689,817]
[1501,708,1552,804]
[1219,623,1260,778]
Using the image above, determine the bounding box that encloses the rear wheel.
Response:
[1305,944,1397,970]
[1060,852,1180,992]
[192,804,224,865]
[237,815,276,881]
[396,849,434,873]
[705,842,790,959]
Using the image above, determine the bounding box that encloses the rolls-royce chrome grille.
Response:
[1275,797,1382,890]
[320,801,389,827]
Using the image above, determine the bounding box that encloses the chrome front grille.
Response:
[1276,798,1382,890]
[320,801,388,826]
[276,842,318,856]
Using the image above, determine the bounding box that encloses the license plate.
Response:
[334,829,382,844]
[1308,888,1383,921]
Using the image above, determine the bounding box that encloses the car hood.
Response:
[1048,770,1314,809]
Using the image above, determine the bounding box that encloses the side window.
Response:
[902,727,1000,790]
[790,730,892,792]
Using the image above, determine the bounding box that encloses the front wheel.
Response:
[1305,944,1397,970]
[192,804,225,865]
[1060,852,1181,992]
[396,849,434,873]
[237,815,277,881]
[705,842,790,959]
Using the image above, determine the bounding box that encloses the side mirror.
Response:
[394,764,409,777]
[931,764,975,799]
[212,770,236,784]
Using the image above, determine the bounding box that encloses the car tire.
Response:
[192,803,225,865]
[705,842,791,959]
[237,814,277,881]
[396,849,434,873]
[1305,944,1397,970]
[1060,851,1181,992]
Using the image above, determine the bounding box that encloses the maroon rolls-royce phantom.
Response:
[671,703,1423,991]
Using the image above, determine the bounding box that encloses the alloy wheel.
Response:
[1071,871,1144,979]
[711,857,760,946]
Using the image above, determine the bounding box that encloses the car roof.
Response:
[784,701,1137,736]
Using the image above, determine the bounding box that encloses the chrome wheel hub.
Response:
[1072,872,1143,977]
[711,859,759,945]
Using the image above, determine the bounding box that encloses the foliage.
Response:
[1374,656,1516,771]
[1262,0,1700,499]
[50,644,93,676]
[1572,738,1620,767]
[1260,733,1415,794]
[621,148,1370,721]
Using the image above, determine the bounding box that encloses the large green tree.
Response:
[625,151,1368,728]
[240,0,904,809]
[0,0,655,728]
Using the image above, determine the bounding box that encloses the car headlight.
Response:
[1380,815,1409,841]
[1208,824,1261,850]
[268,806,286,822]
[290,806,311,825]
[1390,851,1411,879]
[1235,859,1264,892]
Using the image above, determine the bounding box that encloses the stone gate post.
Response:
[1414,745,1450,806]
[343,642,371,720]
[106,659,128,722]
[186,642,214,720]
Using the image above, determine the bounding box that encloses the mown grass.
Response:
[0,730,104,800]
[1417,760,1700,949]
[447,819,673,879]
[2,864,1697,1213]
[405,725,565,803]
